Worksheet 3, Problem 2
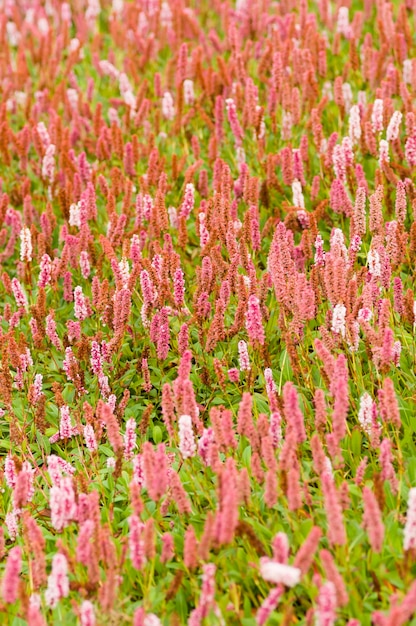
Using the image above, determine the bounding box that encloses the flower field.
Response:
[0,0,416,624]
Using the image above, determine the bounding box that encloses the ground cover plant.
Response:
[0,0,415,624]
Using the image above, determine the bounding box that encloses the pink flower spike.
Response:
[246,295,265,346]
[315,581,337,626]
[259,558,301,588]
[238,340,251,371]
[2,546,22,603]
[45,553,69,608]
[80,601,96,626]
[178,415,197,459]
[404,488,416,551]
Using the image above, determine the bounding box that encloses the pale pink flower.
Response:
[331,304,347,338]
[80,251,91,279]
[403,59,412,84]
[5,454,17,488]
[357,393,375,436]
[80,600,96,626]
[37,122,51,148]
[259,559,301,587]
[349,105,361,144]
[292,179,305,208]
[183,79,195,105]
[84,424,97,451]
[378,139,389,166]
[69,202,81,227]
[180,183,195,219]
[46,314,61,350]
[314,234,325,266]
[238,340,251,371]
[124,419,137,459]
[405,134,416,167]
[45,553,69,608]
[386,111,402,141]
[404,488,416,551]
[336,6,350,37]
[179,415,196,459]
[74,286,89,320]
[20,227,32,262]
[38,253,52,287]
[6,510,19,540]
[162,92,175,120]
[49,476,77,531]
[42,144,55,182]
[372,99,384,133]
[11,278,28,308]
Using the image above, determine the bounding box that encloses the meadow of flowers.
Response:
[0,0,416,624]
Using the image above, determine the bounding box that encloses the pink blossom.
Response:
[225,98,244,145]
[315,581,337,626]
[357,393,373,435]
[178,414,197,459]
[349,105,361,143]
[378,139,389,166]
[331,304,346,338]
[314,234,326,266]
[173,268,185,307]
[246,295,265,345]
[42,144,55,182]
[259,559,301,587]
[2,546,22,603]
[292,180,305,208]
[256,587,282,625]
[336,6,350,37]
[405,134,416,166]
[49,476,77,531]
[180,183,195,219]
[5,454,17,488]
[80,251,91,279]
[80,601,96,626]
[5,510,19,540]
[124,418,137,459]
[362,486,384,552]
[20,226,32,262]
[74,286,89,320]
[46,314,61,349]
[162,91,174,120]
[84,424,97,451]
[45,553,69,608]
[238,340,251,371]
[128,515,146,570]
[183,79,195,105]
[38,254,52,287]
[228,368,240,382]
[404,488,416,551]
[198,428,215,466]
[386,111,402,141]
[372,99,384,133]
[11,278,28,308]
[140,270,157,306]
[283,381,306,443]
[32,374,43,402]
